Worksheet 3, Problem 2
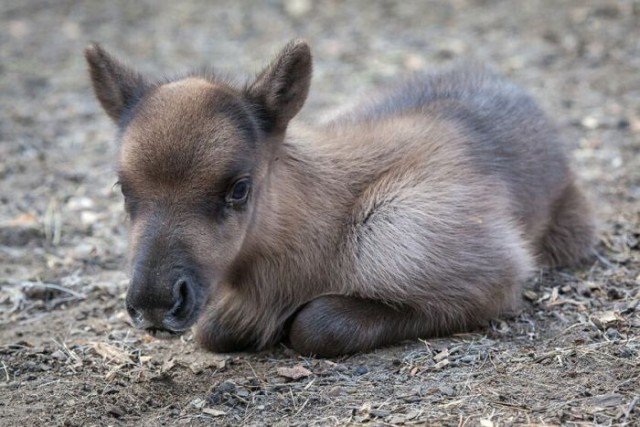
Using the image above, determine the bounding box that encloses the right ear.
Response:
[246,40,312,133]
[84,43,150,123]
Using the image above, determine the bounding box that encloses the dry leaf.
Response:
[358,402,372,415]
[176,353,226,374]
[592,311,622,328]
[434,349,449,362]
[161,358,176,373]
[202,408,226,417]
[91,342,133,365]
[276,364,312,380]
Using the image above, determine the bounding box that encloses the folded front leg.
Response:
[195,309,256,353]
[288,295,472,357]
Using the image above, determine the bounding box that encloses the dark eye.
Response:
[118,183,138,217]
[226,178,251,205]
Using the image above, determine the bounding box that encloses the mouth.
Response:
[145,326,188,340]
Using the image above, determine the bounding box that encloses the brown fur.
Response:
[85,40,596,357]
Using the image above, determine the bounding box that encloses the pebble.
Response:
[354,366,368,376]
[581,116,599,130]
[605,328,622,340]
[283,0,312,17]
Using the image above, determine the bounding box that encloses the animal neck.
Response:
[239,128,348,287]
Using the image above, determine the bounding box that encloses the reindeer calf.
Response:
[86,40,595,357]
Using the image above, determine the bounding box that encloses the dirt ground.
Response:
[1,0,639,426]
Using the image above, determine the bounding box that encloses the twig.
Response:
[624,396,639,423]
[44,197,62,246]
[21,281,86,300]
[546,298,586,310]
[293,397,310,417]
[1,361,9,382]
[592,248,614,268]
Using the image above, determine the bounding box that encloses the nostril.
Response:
[169,277,193,320]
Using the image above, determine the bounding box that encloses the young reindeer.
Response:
[85,40,595,357]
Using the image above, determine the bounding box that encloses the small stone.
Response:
[216,381,236,394]
[439,385,455,396]
[354,366,369,375]
[208,380,236,404]
[369,409,390,418]
[66,196,94,210]
[51,350,67,361]
[605,328,622,340]
[283,0,312,17]
[327,386,343,396]
[617,118,630,129]
[235,387,250,398]
[80,211,100,226]
[581,116,599,130]
[106,404,125,418]
[524,290,538,302]
[191,398,206,409]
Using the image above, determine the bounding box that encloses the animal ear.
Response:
[84,43,150,123]
[246,40,312,133]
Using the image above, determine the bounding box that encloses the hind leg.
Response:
[538,181,596,267]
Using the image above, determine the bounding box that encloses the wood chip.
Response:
[276,364,312,380]
[434,359,450,370]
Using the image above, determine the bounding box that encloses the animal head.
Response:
[85,40,312,337]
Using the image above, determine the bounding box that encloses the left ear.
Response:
[246,40,312,133]
[85,43,150,123]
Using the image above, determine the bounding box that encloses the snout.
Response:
[126,273,202,338]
